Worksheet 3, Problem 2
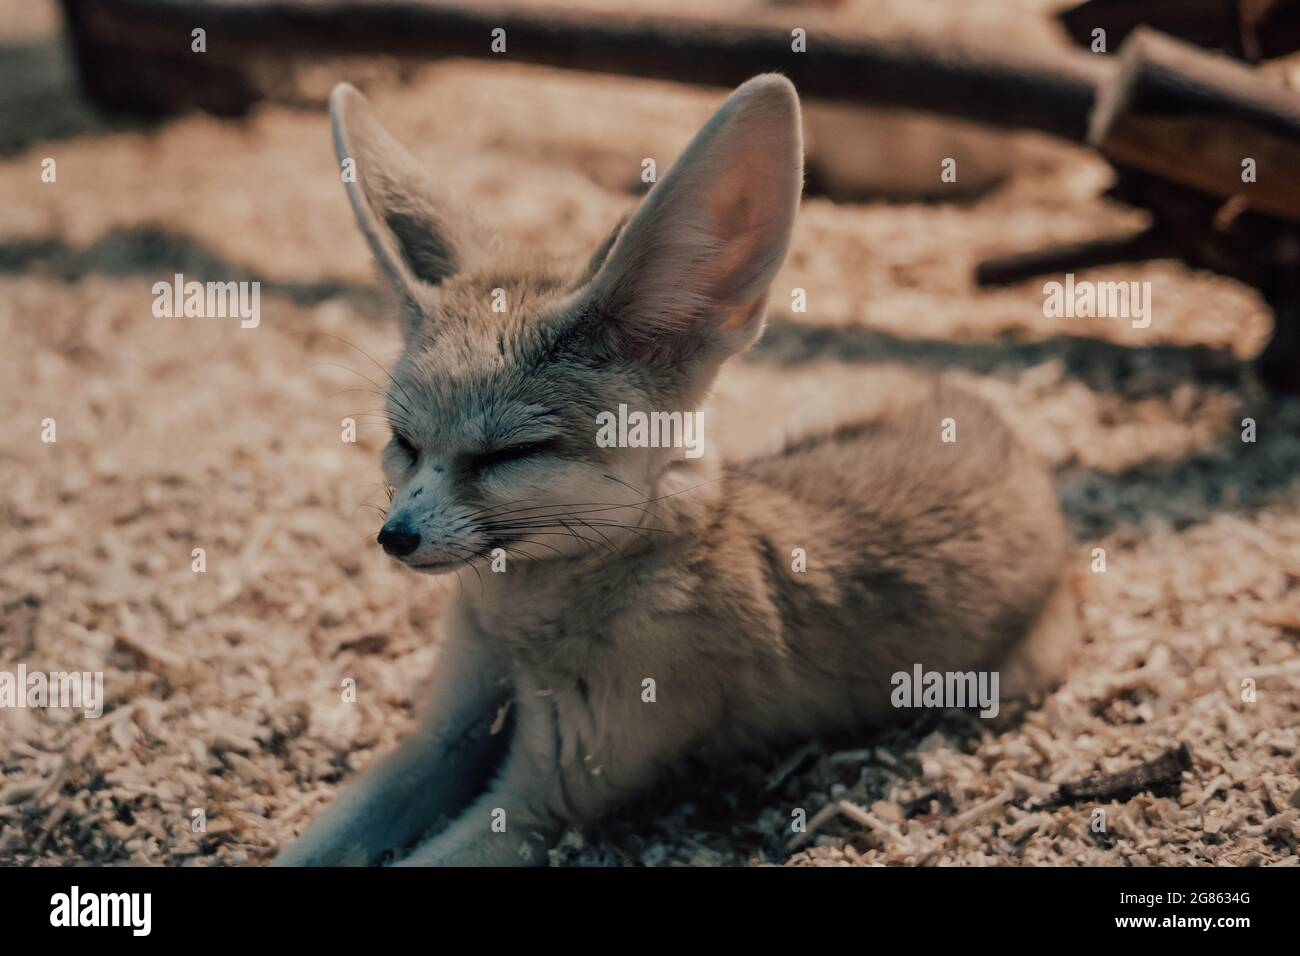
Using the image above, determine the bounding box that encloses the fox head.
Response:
[330,75,803,572]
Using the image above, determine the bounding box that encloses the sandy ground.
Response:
[1,0,1297,866]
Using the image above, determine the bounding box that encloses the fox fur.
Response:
[275,75,1077,867]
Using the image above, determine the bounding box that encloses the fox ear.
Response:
[330,84,486,331]
[583,74,803,363]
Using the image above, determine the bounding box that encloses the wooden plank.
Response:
[1090,27,1300,222]
[1059,0,1300,62]
[60,0,1110,140]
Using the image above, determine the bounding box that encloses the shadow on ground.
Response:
[562,710,1002,865]
[754,318,1300,539]
[7,227,1297,544]
[0,229,377,307]
[0,38,141,156]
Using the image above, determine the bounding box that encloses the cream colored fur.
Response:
[275,75,1077,867]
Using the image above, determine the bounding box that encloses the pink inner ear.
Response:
[710,155,764,233]
[719,291,768,332]
[705,146,782,307]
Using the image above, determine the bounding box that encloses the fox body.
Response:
[276,76,1076,867]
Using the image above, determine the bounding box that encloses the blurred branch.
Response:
[60,0,1108,139]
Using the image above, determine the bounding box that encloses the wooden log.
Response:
[59,0,1109,140]
[62,0,260,117]
[1257,296,1300,393]
[1051,744,1193,806]
[975,228,1174,287]
[1059,0,1300,62]
[1089,28,1300,223]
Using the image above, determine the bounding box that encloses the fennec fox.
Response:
[276,75,1077,867]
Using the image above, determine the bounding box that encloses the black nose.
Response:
[377,523,420,557]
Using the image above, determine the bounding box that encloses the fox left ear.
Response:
[330,83,490,338]
[582,74,803,364]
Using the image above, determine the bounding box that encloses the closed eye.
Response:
[392,432,418,460]
[469,440,555,473]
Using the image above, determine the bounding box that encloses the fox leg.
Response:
[388,741,558,867]
[274,637,510,867]
[391,683,646,867]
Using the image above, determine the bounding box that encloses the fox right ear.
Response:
[581,74,802,366]
[330,84,486,331]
